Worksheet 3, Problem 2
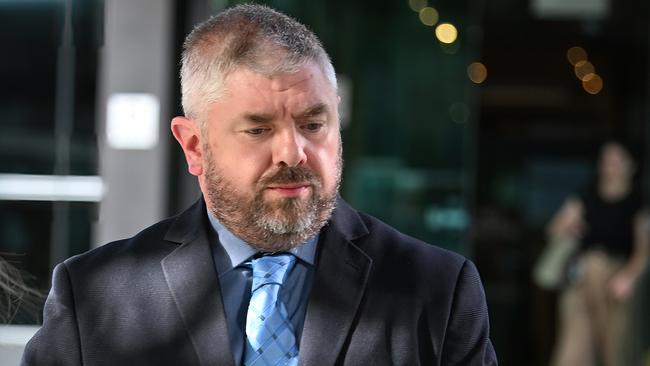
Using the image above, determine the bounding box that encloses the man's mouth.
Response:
[266,182,311,197]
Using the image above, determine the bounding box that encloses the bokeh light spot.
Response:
[449,102,470,123]
[418,7,439,26]
[409,0,428,13]
[567,46,588,66]
[574,60,595,81]
[467,62,487,84]
[435,23,458,44]
[582,73,603,94]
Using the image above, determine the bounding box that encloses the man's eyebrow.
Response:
[294,103,328,118]
[242,112,274,124]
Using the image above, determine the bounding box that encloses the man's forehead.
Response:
[217,67,336,114]
[269,71,313,92]
[225,63,333,91]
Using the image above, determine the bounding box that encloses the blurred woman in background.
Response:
[548,141,649,366]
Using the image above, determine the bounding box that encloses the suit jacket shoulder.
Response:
[358,208,467,277]
[22,200,222,366]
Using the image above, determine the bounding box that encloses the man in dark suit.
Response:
[23,4,497,365]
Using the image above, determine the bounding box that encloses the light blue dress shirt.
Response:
[206,211,317,366]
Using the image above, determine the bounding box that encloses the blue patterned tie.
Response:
[244,254,299,366]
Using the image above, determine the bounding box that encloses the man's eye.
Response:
[302,123,323,132]
[245,128,270,136]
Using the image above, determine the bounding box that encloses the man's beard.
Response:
[204,148,341,252]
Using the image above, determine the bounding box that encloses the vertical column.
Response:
[50,0,75,268]
[95,0,173,246]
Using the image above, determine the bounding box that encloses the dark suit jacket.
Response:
[22,198,497,365]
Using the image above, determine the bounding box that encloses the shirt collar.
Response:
[207,209,318,271]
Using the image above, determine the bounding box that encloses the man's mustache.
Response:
[259,166,319,186]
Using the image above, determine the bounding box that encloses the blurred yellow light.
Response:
[409,0,428,12]
[582,73,603,94]
[435,23,458,44]
[418,7,439,26]
[574,60,595,80]
[467,62,487,84]
[567,46,588,66]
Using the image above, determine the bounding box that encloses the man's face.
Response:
[199,62,341,251]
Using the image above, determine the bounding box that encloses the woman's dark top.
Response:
[579,184,642,259]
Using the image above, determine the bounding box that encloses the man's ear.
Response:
[171,116,204,176]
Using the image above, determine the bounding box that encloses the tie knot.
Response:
[251,254,296,291]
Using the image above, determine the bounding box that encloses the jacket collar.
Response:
[161,199,236,366]
[298,197,373,365]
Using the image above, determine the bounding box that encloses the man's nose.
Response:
[272,127,307,167]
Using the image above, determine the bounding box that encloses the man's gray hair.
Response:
[180,4,337,124]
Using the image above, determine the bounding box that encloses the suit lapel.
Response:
[299,199,372,366]
[161,200,235,366]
